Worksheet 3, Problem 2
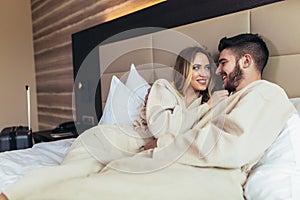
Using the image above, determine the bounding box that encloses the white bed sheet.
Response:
[0,138,74,192]
[0,99,299,197]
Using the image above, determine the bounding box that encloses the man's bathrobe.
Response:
[3,79,296,200]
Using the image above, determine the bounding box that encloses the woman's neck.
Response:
[184,86,200,107]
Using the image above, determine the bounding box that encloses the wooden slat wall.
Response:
[30,0,164,130]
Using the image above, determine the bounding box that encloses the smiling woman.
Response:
[190,53,211,98]
[172,46,217,106]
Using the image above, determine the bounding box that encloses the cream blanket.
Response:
[3,80,296,200]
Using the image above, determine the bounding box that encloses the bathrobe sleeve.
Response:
[145,79,209,148]
[153,81,297,170]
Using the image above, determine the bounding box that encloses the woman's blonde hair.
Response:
[173,46,217,103]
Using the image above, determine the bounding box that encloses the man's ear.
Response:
[241,54,252,69]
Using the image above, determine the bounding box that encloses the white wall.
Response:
[0,0,38,131]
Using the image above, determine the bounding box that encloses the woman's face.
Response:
[189,52,211,92]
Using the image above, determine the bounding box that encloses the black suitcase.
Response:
[0,126,33,152]
[0,85,33,152]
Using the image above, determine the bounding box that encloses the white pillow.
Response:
[125,64,150,101]
[99,76,122,124]
[244,101,300,200]
[290,98,300,114]
[99,64,150,125]
[98,76,140,125]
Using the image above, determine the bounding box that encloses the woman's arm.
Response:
[145,79,209,148]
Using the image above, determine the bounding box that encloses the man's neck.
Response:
[235,72,261,93]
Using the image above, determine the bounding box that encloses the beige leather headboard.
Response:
[99,0,300,108]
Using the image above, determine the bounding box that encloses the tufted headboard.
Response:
[72,0,300,133]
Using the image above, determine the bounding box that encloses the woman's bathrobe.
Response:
[3,79,296,200]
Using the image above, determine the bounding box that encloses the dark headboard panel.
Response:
[72,0,282,133]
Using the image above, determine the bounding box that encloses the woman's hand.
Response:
[143,138,157,150]
[0,194,8,200]
[207,90,229,108]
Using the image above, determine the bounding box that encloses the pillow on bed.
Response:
[125,64,150,101]
[290,97,300,115]
[244,98,300,200]
[99,76,140,125]
[99,65,150,125]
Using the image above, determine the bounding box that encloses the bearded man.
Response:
[149,33,298,199]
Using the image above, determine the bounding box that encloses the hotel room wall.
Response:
[100,0,300,106]
[30,0,163,130]
[0,0,38,131]
[251,0,300,97]
[153,0,300,98]
[154,0,300,97]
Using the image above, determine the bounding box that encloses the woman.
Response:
[0,46,228,200]
[140,46,228,150]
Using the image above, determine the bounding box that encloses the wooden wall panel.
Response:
[30,0,164,130]
[35,44,73,73]
[33,0,128,39]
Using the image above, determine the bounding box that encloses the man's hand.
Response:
[207,90,229,108]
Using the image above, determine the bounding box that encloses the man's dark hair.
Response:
[218,33,269,74]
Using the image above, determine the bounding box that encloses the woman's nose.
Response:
[198,68,208,76]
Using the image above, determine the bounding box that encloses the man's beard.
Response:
[224,61,243,93]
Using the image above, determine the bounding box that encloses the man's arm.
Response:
[191,83,295,167]
[153,82,296,168]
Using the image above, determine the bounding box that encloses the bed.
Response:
[1,0,300,199]
[0,83,299,199]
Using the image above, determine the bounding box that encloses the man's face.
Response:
[216,49,243,93]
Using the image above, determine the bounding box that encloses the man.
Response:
[150,33,297,199]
